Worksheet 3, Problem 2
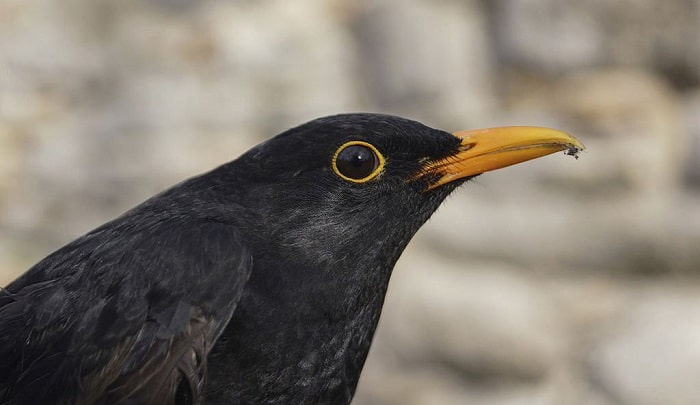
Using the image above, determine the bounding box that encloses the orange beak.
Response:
[423,126,584,190]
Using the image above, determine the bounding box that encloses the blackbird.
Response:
[0,113,583,404]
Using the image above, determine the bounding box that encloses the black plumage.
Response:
[0,114,582,404]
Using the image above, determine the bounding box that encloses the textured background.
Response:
[1,1,700,404]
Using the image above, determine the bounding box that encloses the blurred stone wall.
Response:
[1,1,699,404]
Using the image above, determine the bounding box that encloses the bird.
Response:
[0,113,583,404]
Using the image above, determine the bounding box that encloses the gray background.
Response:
[1,1,699,404]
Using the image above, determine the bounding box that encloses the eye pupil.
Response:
[335,144,381,181]
[349,151,367,166]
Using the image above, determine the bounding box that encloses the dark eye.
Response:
[332,141,385,183]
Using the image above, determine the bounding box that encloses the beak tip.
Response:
[564,145,583,159]
[560,132,585,159]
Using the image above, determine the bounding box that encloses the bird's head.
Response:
[222,113,582,277]
[198,113,583,396]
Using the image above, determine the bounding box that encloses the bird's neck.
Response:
[204,248,394,404]
[200,175,455,403]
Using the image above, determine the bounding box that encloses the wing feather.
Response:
[0,218,251,404]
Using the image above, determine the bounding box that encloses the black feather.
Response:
[1,113,467,404]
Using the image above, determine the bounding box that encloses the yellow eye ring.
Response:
[332,141,386,183]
